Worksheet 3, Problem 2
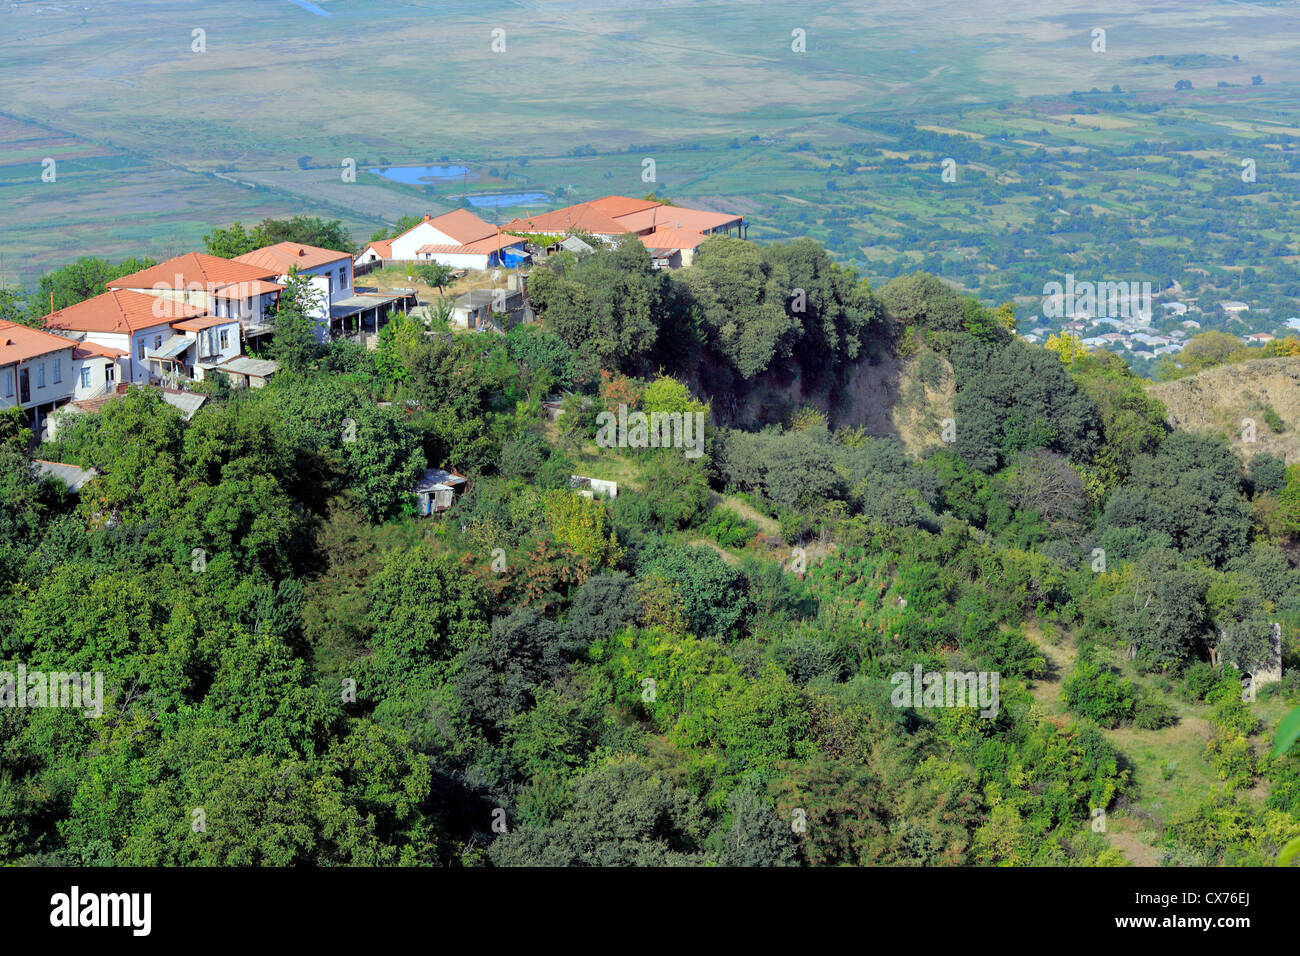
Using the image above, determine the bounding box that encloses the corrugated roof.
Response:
[147,335,193,361]
[160,388,207,420]
[32,460,98,493]
[216,356,279,378]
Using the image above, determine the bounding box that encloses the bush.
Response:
[1062,657,1135,727]
[1179,661,1219,703]
[704,507,758,549]
[1133,689,1176,729]
[1205,732,1256,789]
[1262,404,1286,434]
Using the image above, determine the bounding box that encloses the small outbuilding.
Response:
[413,467,469,515]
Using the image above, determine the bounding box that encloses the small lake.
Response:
[466,192,551,209]
[367,165,473,184]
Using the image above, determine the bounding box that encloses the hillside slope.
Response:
[1148,357,1300,464]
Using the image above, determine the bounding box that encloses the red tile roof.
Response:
[504,204,629,237]
[420,209,500,245]
[361,238,393,259]
[209,280,285,299]
[0,320,75,366]
[638,226,708,251]
[71,341,126,361]
[587,195,662,218]
[233,242,351,274]
[43,290,210,335]
[171,314,237,332]
[107,253,279,293]
[504,195,742,240]
[615,205,741,235]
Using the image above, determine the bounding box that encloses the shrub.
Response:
[1262,404,1286,434]
[1205,732,1256,789]
[704,507,759,549]
[1179,661,1219,703]
[1062,657,1135,727]
[1133,689,1176,729]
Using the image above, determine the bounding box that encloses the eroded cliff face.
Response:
[1148,357,1300,464]
[719,346,957,456]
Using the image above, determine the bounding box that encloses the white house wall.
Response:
[71,356,120,400]
[0,349,76,410]
[416,251,491,270]
[389,223,463,260]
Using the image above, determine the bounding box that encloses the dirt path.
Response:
[712,494,779,535]
[1106,829,1161,867]
[686,538,740,565]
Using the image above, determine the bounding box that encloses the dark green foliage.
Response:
[1108,550,1210,670]
[455,608,566,733]
[640,544,750,641]
[1102,431,1249,566]
[565,573,638,645]
[716,787,800,866]
[948,336,1100,473]
[1248,452,1287,495]
[487,758,712,866]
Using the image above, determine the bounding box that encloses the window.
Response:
[219,329,229,350]
[137,339,146,361]
[80,367,91,389]
[52,359,61,384]
[153,335,162,350]
[36,363,45,389]
[2,369,11,398]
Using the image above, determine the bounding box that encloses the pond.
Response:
[367,165,473,184]
[465,192,551,209]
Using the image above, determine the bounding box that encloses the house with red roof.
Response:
[106,253,285,346]
[502,195,744,268]
[0,320,79,437]
[355,210,529,269]
[234,241,359,343]
[42,288,241,386]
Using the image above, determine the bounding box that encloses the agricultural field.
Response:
[3,0,1300,297]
